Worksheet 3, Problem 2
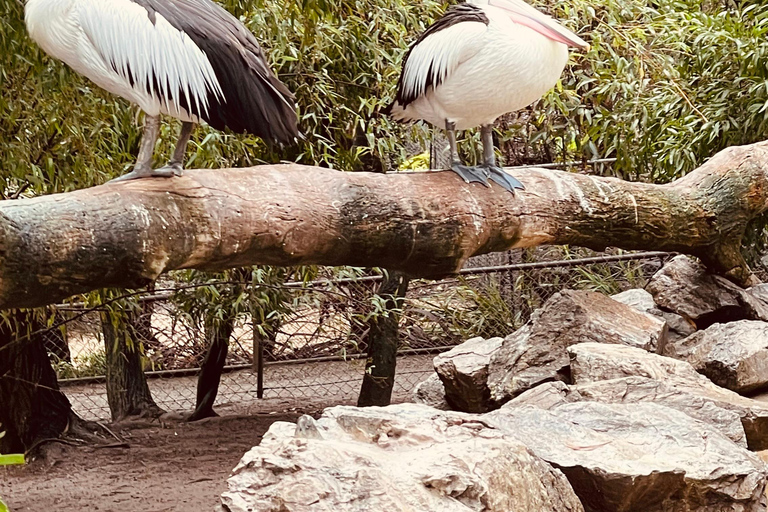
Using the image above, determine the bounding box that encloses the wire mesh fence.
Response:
[49,248,672,421]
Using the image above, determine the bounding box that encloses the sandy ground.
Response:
[0,413,309,512]
[1,356,433,512]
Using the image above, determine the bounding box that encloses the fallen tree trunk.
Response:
[1,141,767,309]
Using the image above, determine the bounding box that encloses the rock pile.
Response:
[221,255,768,511]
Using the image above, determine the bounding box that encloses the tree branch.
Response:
[2,141,767,309]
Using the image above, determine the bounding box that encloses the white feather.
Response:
[25,0,224,122]
[400,21,487,105]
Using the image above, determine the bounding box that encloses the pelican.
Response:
[387,0,588,193]
[24,0,298,181]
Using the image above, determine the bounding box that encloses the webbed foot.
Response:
[483,165,524,194]
[108,164,183,182]
[449,163,491,187]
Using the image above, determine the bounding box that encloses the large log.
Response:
[1,141,767,309]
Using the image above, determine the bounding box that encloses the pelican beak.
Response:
[488,0,589,50]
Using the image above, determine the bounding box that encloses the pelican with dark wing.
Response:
[387,0,588,193]
[25,0,298,181]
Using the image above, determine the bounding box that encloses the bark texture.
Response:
[0,311,71,453]
[101,311,163,421]
[358,271,409,407]
[188,316,235,421]
[2,141,768,309]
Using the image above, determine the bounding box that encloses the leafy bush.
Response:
[525,0,768,182]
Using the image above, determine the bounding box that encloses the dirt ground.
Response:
[0,411,314,512]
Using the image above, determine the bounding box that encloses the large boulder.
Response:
[663,320,768,394]
[433,337,503,412]
[484,401,767,512]
[647,255,768,327]
[568,342,768,450]
[510,378,746,447]
[220,404,584,512]
[487,290,667,405]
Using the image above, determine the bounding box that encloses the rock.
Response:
[576,377,748,447]
[505,381,575,410]
[412,373,450,410]
[749,284,768,304]
[663,320,768,394]
[220,404,584,512]
[487,290,667,405]
[568,342,768,450]
[612,288,696,341]
[433,336,503,413]
[484,401,767,512]
[647,255,768,327]
[611,288,657,312]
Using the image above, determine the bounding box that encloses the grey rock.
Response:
[221,404,584,512]
[611,288,658,313]
[295,415,324,440]
[749,284,768,304]
[568,342,768,450]
[412,373,450,410]
[647,255,768,326]
[487,290,667,405]
[664,320,768,394]
[575,377,748,446]
[506,381,576,410]
[434,336,503,413]
[484,401,767,512]
[612,288,696,341]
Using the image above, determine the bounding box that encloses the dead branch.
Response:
[1,141,767,309]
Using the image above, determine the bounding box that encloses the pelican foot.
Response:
[108,165,182,182]
[449,163,491,187]
[483,165,524,194]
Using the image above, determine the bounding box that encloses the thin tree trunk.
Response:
[0,311,71,453]
[101,309,163,421]
[358,271,410,407]
[188,316,235,421]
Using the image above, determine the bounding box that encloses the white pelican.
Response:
[387,0,588,193]
[25,0,298,181]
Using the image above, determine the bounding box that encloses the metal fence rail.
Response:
[50,249,671,420]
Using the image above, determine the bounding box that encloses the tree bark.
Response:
[0,311,71,453]
[101,310,163,421]
[358,271,410,407]
[188,316,235,421]
[1,141,767,309]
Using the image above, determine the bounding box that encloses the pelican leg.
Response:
[479,124,524,194]
[155,122,195,177]
[109,115,178,182]
[445,120,490,187]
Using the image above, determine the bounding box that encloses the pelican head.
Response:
[468,0,589,50]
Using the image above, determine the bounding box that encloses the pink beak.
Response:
[488,0,589,50]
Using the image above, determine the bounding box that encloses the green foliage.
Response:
[170,266,299,338]
[527,0,768,182]
[0,497,7,512]
[0,422,25,467]
[51,350,107,379]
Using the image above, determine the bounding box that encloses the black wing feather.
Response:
[131,0,298,145]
